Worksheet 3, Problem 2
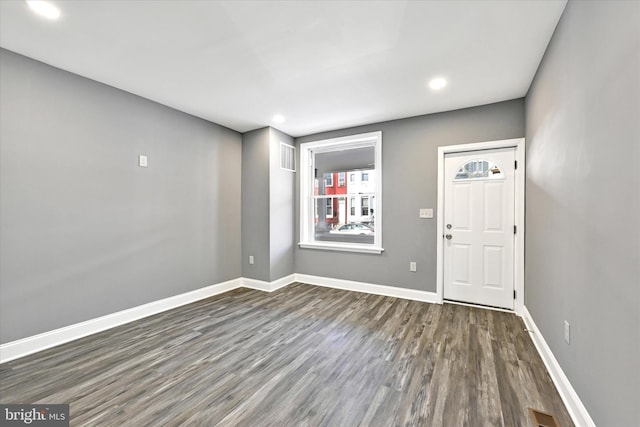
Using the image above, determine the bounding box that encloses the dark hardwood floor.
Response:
[0,283,573,426]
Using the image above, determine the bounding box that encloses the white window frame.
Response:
[299,131,383,254]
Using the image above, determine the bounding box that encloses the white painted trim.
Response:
[514,139,525,315]
[0,278,243,364]
[1,272,592,427]
[436,138,525,314]
[440,138,524,154]
[295,273,438,303]
[299,131,383,254]
[268,274,296,292]
[298,242,384,254]
[0,275,301,364]
[3,273,438,363]
[242,274,296,292]
[522,306,596,427]
[241,277,274,292]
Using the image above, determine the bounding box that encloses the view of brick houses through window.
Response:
[300,131,381,251]
[314,169,375,243]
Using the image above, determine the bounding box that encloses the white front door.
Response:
[443,147,516,309]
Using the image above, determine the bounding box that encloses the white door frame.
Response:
[436,138,525,314]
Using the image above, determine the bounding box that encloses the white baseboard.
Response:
[295,273,439,303]
[522,306,596,427]
[0,278,243,364]
[0,275,593,427]
[0,274,436,364]
[242,274,296,292]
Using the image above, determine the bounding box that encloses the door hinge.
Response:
[514,225,517,234]
[514,290,517,299]
[514,160,518,170]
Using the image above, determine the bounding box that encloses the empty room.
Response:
[0,0,638,426]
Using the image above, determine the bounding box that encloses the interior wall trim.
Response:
[436,137,526,315]
[0,275,297,363]
[3,273,592,427]
[0,278,243,364]
[295,273,439,303]
[242,274,296,292]
[522,306,596,427]
[0,274,439,363]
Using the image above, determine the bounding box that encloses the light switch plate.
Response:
[138,155,148,167]
[419,208,433,219]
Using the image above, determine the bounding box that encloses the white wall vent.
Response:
[280,142,296,172]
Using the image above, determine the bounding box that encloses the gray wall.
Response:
[268,128,295,281]
[525,1,639,426]
[241,127,295,282]
[0,49,243,344]
[295,99,525,291]
[241,128,271,281]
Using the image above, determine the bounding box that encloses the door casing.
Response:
[436,138,525,314]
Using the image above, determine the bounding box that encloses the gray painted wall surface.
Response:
[525,2,639,426]
[0,49,242,343]
[268,128,295,281]
[241,128,271,282]
[295,99,524,291]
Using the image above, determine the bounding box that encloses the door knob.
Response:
[445,234,452,240]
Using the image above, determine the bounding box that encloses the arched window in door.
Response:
[454,159,503,180]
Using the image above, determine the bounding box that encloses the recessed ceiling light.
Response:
[26,1,61,20]
[428,77,447,90]
[272,114,285,124]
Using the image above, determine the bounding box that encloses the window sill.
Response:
[298,242,384,254]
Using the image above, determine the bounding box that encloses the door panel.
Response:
[452,184,471,229]
[444,148,515,309]
[483,182,503,231]
[452,244,471,284]
[483,246,504,288]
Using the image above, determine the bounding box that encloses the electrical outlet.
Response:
[564,320,570,344]
[409,261,417,272]
[249,256,254,265]
[138,155,148,167]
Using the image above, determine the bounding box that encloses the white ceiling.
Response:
[0,0,566,137]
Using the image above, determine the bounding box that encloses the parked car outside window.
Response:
[329,223,374,235]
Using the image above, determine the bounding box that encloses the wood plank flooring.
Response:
[0,283,573,426]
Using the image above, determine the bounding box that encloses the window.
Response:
[454,159,503,180]
[299,131,383,254]
[325,173,333,187]
[361,197,369,216]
